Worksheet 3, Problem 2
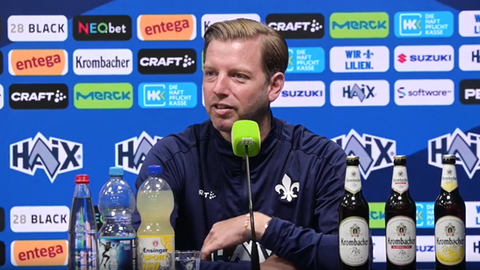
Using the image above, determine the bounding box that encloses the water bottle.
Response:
[137,165,175,270]
[68,174,99,270]
[98,166,137,270]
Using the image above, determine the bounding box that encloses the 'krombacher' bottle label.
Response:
[435,216,465,265]
[391,163,409,194]
[344,165,361,194]
[440,162,458,192]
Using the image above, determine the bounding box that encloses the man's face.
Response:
[202,38,272,133]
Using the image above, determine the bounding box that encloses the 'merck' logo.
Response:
[115,131,163,174]
[428,128,480,179]
[9,133,83,183]
[332,129,396,179]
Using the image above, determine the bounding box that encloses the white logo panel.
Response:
[394,45,454,72]
[459,11,480,37]
[330,80,389,107]
[10,206,70,232]
[272,81,325,107]
[394,79,454,106]
[459,45,480,71]
[330,46,389,73]
[73,49,133,75]
[8,15,68,42]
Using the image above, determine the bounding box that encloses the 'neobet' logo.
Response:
[73,15,132,41]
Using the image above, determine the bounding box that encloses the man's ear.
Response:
[267,72,285,103]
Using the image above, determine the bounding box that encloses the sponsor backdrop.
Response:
[1,0,480,268]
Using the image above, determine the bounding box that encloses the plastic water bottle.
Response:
[98,166,137,270]
[137,165,175,270]
[68,174,99,270]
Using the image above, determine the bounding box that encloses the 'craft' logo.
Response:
[137,14,196,41]
[9,84,68,110]
[8,49,68,76]
[73,15,132,41]
[138,49,197,75]
[266,13,324,39]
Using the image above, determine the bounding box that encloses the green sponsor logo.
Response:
[369,202,386,229]
[330,12,389,39]
[74,83,133,109]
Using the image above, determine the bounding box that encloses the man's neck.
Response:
[220,113,272,143]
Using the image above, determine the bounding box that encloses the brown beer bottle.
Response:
[339,156,370,270]
[434,154,466,270]
[385,155,417,270]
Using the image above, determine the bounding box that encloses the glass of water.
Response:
[175,250,200,270]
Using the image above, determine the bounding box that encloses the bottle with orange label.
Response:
[137,165,175,270]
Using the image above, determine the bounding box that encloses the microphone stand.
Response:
[244,146,261,270]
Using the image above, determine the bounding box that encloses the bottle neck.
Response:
[344,165,362,194]
[391,165,409,194]
[74,184,91,198]
[441,164,458,192]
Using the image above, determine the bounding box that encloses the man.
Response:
[133,19,349,270]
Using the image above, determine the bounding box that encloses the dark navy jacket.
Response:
[132,116,358,270]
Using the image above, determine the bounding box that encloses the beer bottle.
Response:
[434,155,466,270]
[339,156,370,270]
[385,155,417,270]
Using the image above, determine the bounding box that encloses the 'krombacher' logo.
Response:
[350,224,360,237]
[445,223,455,236]
[396,223,407,236]
[442,169,457,181]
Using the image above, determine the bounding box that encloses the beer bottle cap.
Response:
[346,155,359,166]
[442,154,456,165]
[393,155,407,166]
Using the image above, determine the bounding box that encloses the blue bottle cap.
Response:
[147,165,162,175]
[109,166,124,176]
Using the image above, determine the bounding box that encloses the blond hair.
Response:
[203,19,288,82]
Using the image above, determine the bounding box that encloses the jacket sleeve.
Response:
[259,144,374,270]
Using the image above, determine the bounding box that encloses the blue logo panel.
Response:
[138,83,197,109]
[416,202,435,228]
[287,47,325,73]
[394,11,454,38]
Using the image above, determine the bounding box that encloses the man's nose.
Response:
[212,74,230,96]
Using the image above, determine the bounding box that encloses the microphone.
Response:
[231,120,261,270]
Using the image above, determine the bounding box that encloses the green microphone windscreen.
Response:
[231,120,261,157]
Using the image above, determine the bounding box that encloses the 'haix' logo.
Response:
[428,128,480,179]
[9,133,83,183]
[115,131,163,174]
[342,84,375,102]
[332,129,396,179]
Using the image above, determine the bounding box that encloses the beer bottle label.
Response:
[435,216,465,265]
[339,217,369,266]
[345,166,361,194]
[137,235,174,270]
[441,165,458,192]
[386,216,416,265]
[98,237,136,270]
[392,166,409,194]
